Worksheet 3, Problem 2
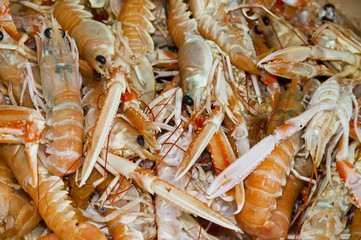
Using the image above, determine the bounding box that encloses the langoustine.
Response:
[189,0,259,74]
[235,79,305,239]
[79,19,159,186]
[168,0,258,185]
[22,16,85,178]
[0,144,107,240]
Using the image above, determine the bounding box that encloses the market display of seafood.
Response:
[0,0,361,239]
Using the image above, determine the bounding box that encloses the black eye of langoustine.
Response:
[262,16,270,26]
[0,31,3,41]
[322,3,336,22]
[182,95,194,106]
[44,28,54,38]
[323,3,335,10]
[136,135,145,146]
[95,55,106,66]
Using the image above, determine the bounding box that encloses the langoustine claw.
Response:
[258,46,338,79]
[98,151,241,232]
[207,77,341,198]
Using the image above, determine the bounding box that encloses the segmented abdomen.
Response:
[44,91,84,175]
[117,0,157,103]
[196,14,258,73]
[236,80,304,238]
[168,0,198,48]
[255,151,313,238]
[53,0,92,35]
[236,135,301,237]
[198,14,251,57]
[118,0,155,57]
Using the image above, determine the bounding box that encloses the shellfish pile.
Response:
[0,0,361,239]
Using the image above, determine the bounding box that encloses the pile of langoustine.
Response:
[1,0,361,239]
